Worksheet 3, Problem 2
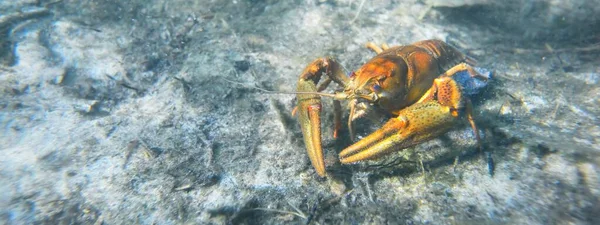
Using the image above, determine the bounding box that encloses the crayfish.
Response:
[295,39,489,177]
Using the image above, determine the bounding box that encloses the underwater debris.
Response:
[0,6,50,65]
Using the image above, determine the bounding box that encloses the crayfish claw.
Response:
[297,78,326,177]
[339,101,456,164]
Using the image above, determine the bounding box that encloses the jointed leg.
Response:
[347,101,357,142]
[333,100,342,139]
[466,97,492,175]
[381,43,390,50]
[440,62,488,81]
[366,42,383,54]
[316,76,332,92]
[465,99,481,150]
[366,42,391,54]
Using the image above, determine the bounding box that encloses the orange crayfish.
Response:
[295,39,489,177]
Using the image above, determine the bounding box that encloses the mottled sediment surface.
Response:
[1,0,599,224]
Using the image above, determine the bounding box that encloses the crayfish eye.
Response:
[372,84,382,93]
